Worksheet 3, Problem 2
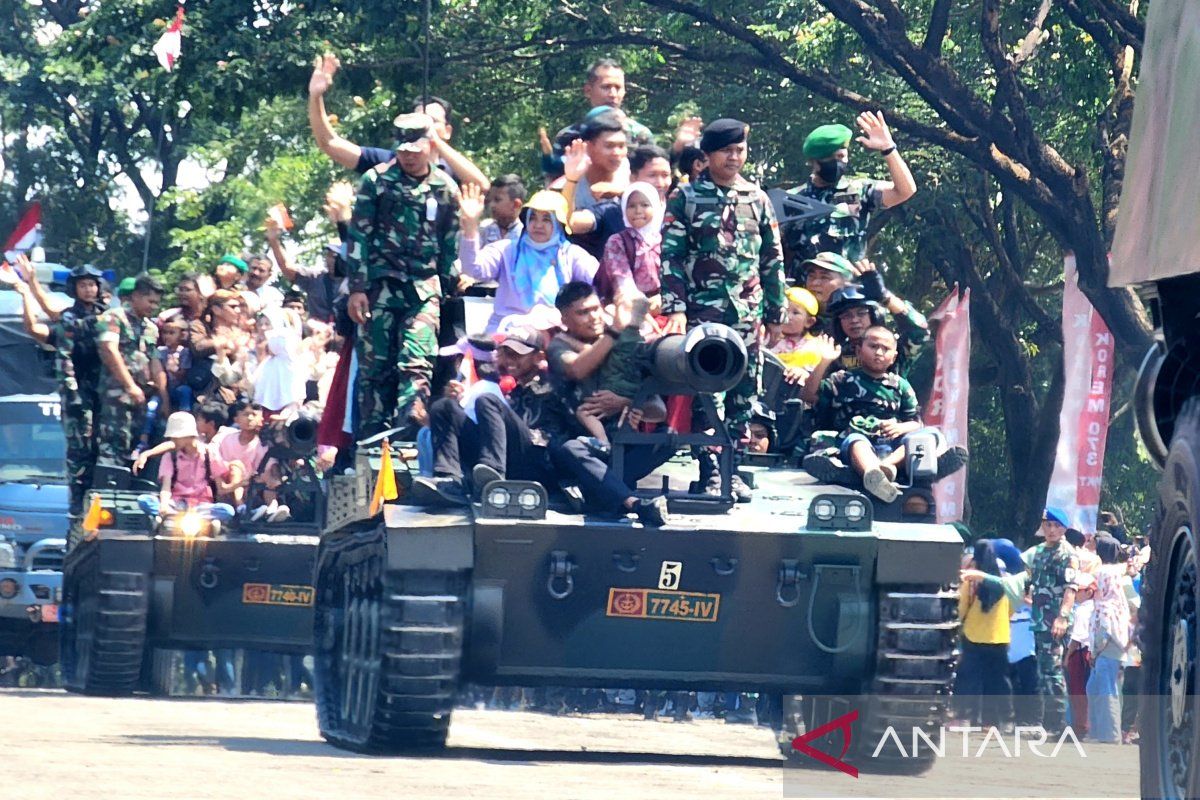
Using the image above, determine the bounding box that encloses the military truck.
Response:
[312,323,962,774]
[60,414,323,696]
[1109,2,1200,797]
[0,394,69,666]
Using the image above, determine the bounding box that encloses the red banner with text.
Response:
[925,287,971,523]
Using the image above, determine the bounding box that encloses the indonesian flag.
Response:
[3,203,42,262]
[153,6,185,72]
[1045,254,1116,532]
[924,286,971,523]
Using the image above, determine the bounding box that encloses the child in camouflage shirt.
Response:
[805,326,922,502]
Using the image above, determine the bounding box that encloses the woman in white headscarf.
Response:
[595,181,664,311]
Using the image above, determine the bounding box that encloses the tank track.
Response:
[783,586,958,775]
[61,547,149,696]
[314,524,467,753]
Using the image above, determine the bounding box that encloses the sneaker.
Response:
[803,451,848,483]
[579,435,611,460]
[863,467,900,503]
[880,463,897,482]
[410,476,469,507]
[249,504,271,522]
[268,505,292,523]
[935,445,970,479]
[634,496,670,527]
[557,481,585,513]
[471,463,504,500]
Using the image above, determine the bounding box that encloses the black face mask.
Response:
[816,158,846,184]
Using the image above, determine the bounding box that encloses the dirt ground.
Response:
[3,689,1139,800]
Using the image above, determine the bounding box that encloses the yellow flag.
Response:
[369,439,399,515]
[81,493,103,538]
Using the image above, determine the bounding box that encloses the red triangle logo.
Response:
[791,708,860,778]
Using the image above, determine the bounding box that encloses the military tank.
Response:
[313,323,962,774]
[60,414,322,696]
[1108,2,1200,796]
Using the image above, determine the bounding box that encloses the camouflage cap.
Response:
[803,123,853,160]
[392,112,434,152]
[802,251,856,279]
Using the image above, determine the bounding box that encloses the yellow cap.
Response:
[524,190,572,234]
[786,286,819,316]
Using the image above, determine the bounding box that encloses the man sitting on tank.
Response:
[801,326,964,503]
[546,282,672,526]
[411,327,575,506]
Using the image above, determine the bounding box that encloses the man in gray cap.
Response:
[345,112,461,439]
[660,118,787,501]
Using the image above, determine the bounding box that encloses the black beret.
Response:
[700,118,748,153]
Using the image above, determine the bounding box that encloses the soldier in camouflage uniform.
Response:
[781,114,917,281]
[1024,508,1080,734]
[824,282,928,378]
[95,274,165,470]
[346,113,460,439]
[660,118,786,498]
[4,264,106,513]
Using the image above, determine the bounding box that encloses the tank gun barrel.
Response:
[643,323,748,396]
[262,412,319,459]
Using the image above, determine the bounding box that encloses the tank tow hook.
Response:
[199,559,220,591]
[775,559,807,607]
[547,550,576,600]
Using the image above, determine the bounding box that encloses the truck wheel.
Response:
[781,587,957,775]
[314,525,467,753]
[60,563,149,696]
[1141,398,1200,800]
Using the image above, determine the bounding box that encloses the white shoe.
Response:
[863,467,900,503]
[249,505,271,522]
[268,505,291,523]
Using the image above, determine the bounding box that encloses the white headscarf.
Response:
[620,181,664,247]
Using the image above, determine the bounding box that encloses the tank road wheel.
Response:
[314,525,467,753]
[781,587,957,775]
[1141,399,1200,800]
[60,555,149,696]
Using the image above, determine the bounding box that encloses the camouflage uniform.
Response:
[829,304,930,379]
[46,302,103,513]
[660,172,786,439]
[94,306,159,469]
[782,177,882,280]
[1026,540,1080,732]
[347,162,459,438]
[809,368,919,450]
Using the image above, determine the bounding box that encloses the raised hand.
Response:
[673,115,703,149]
[308,53,340,98]
[14,254,35,283]
[561,138,589,183]
[264,215,283,242]
[815,333,842,363]
[323,181,355,224]
[537,126,552,156]
[855,110,896,152]
[458,182,486,227]
[0,263,21,287]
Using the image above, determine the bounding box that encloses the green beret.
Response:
[803,123,853,160]
[219,253,248,273]
[116,277,137,297]
[700,118,749,153]
[803,251,856,279]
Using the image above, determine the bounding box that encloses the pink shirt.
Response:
[160,444,230,505]
[211,427,268,476]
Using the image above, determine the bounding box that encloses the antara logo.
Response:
[791,709,1087,776]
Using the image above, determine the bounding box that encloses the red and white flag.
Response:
[153,5,185,72]
[1046,254,1115,532]
[3,203,42,262]
[924,286,971,523]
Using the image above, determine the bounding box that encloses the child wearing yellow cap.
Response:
[772,287,823,381]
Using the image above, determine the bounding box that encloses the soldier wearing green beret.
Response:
[346,112,461,439]
[212,253,248,292]
[660,118,787,500]
[782,111,916,280]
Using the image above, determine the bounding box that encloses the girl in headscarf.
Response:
[595,181,665,310]
[459,186,598,333]
[956,539,1014,727]
[1087,534,1133,742]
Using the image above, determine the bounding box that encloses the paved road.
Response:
[4,690,1138,799]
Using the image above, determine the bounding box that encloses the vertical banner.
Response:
[1046,254,1115,532]
[925,287,971,522]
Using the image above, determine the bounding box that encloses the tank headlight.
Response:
[487,487,511,509]
[0,578,19,599]
[812,499,836,521]
[517,488,541,511]
[0,542,16,569]
[844,500,867,522]
[902,493,932,518]
[179,512,205,538]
